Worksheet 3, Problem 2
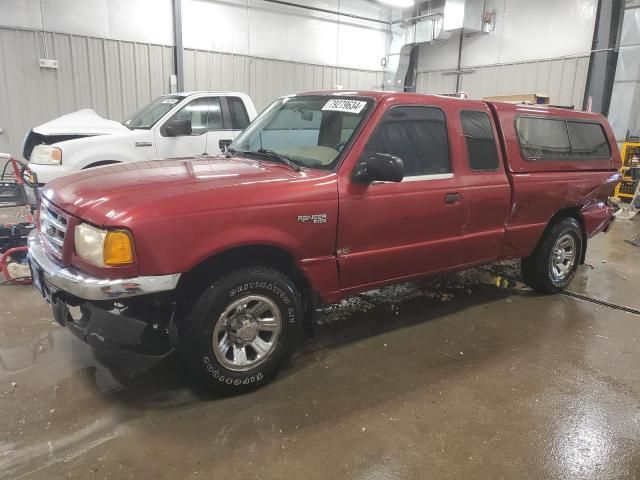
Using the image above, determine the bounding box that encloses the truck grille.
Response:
[39,198,69,259]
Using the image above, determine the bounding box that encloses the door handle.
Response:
[219,139,232,151]
[445,192,461,204]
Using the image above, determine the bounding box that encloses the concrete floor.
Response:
[0,211,638,479]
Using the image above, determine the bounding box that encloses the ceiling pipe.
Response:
[391,12,443,25]
[38,0,50,59]
[455,29,464,93]
[261,0,391,25]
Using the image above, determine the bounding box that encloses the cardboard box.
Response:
[483,93,550,105]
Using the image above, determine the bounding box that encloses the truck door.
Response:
[336,105,468,290]
[457,109,511,264]
[155,96,225,158]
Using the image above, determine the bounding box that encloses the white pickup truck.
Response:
[23,91,257,184]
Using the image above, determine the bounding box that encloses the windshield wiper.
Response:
[249,149,301,172]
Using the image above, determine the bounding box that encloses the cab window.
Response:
[361,106,450,177]
[460,110,499,171]
[169,97,223,136]
[228,97,250,130]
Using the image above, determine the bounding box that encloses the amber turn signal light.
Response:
[103,230,134,266]
[51,147,62,163]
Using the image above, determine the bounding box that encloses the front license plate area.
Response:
[29,257,50,303]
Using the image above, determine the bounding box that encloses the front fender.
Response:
[184,225,305,273]
[58,134,154,170]
[67,148,143,170]
[130,203,338,279]
[174,225,340,305]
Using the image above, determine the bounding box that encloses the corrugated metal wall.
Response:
[0,26,384,158]
[0,27,175,157]
[183,49,384,112]
[0,24,591,158]
[417,55,590,107]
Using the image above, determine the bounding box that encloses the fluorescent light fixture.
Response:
[376,0,414,7]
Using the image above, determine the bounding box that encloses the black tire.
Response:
[521,217,583,294]
[178,267,303,395]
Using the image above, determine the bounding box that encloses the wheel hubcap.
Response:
[550,234,577,281]
[212,295,281,372]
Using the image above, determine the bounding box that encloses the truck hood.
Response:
[43,156,323,226]
[33,109,129,136]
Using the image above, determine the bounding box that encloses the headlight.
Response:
[74,223,134,267]
[31,145,62,165]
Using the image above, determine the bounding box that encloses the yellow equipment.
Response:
[614,141,640,201]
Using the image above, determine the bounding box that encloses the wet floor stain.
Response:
[316,262,525,326]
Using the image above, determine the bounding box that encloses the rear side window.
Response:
[515,116,611,161]
[460,110,499,171]
[362,106,450,176]
[228,97,250,130]
[567,122,611,159]
[516,117,571,159]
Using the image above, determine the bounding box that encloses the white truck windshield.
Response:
[125,95,186,129]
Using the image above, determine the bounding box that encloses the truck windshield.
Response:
[124,95,185,129]
[229,95,372,170]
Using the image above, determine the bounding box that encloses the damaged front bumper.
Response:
[28,230,181,371]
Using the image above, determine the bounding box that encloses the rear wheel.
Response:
[178,267,303,395]
[521,218,583,294]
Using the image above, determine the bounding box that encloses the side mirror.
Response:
[219,139,232,152]
[164,119,192,137]
[353,153,404,183]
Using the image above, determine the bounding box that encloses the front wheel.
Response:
[521,218,583,294]
[178,267,303,395]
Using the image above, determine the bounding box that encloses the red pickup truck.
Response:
[28,91,621,393]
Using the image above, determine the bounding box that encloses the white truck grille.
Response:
[39,198,68,259]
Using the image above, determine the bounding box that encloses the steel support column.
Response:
[583,0,625,114]
[173,0,184,92]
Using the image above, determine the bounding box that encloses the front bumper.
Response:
[28,230,180,371]
[28,230,180,301]
[50,295,176,373]
[27,162,75,184]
